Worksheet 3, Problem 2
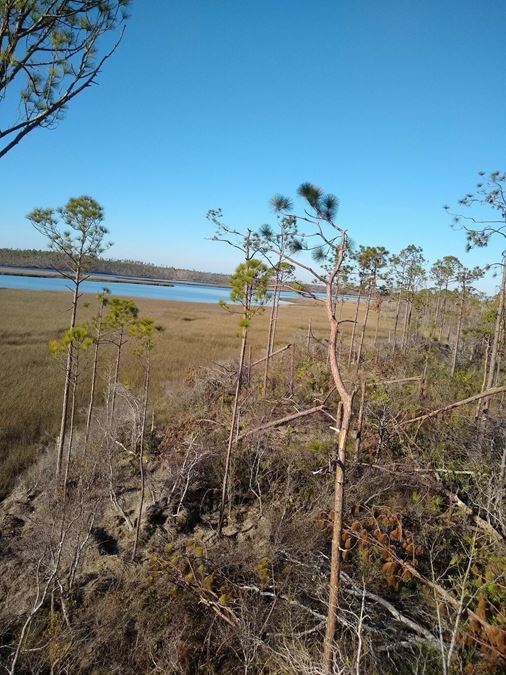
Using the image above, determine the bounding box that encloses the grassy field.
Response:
[0,288,386,497]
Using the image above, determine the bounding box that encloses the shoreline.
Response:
[0,265,360,300]
[0,266,178,287]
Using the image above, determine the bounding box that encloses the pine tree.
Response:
[27,196,110,478]
[209,210,271,534]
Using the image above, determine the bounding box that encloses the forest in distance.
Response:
[0,248,231,287]
[1,173,506,675]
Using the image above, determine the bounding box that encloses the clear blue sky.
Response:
[1,0,505,291]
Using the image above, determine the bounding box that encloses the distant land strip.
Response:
[0,248,231,286]
[0,266,177,287]
[0,249,355,295]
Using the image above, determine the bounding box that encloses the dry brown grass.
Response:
[0,288,388,497]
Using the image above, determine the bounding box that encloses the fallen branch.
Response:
[399,386,506,428]
[240,581,439,646]
[361,463,474,476]
[278,552,440,646]
[341,572,439,646]
[437,480,504,544]
[375,376,422,386]
[109,489,134,531]
[250,344,292,368]
[350,530,505,657]
[236,404,325,442]
[238,584,327,622]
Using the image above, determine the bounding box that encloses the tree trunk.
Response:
[438,281,449,341]
[62,347,80,501]
[391,293,403,356]
[401,297,412,351]
[338,297,344,322]
[270,280,280,353]
[354,382,366,460]
[431,285,443,338]
[450,284,465,376]
[218,326,248,535]
[420,300,431,337]
[110,329,124,424]
[401,385,506,428]
[476,338,490,418]
[373,300,381,349]
[323,268,354,673]
[247,345,252,385]
[289,344,294,396]
[323,402,352,673]
[355,284,373,366]
[56,277,80,478]
[494,353,502,386]
[347,287,362,366]
[84,304,104,449]
[482,256,506,418]
[263,277,279,396]
[132,349,151,560]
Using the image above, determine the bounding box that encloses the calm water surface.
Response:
[0,273,359,304]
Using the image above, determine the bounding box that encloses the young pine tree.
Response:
[217,258,271,534]
[209,209,271,534]
[84,289,111,449]
[430,256,460,340]
[266,183,355,672]
[49,325,93,496]
[259,215,297,394]
[354,245,389,366]
[450,263,484,376]
[104,298,139,423]
[130,317,161,560]
[446,171,506,418]
[27,196,110,478]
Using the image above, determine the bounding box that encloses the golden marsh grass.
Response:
[0,288,389,496]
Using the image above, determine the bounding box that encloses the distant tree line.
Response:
[0,248,231,286]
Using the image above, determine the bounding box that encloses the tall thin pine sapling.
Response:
[130,317,160,560]
[49,325,93,497]
[84,288,110,449]
[450,263,483,376]
[208,209,270,534]
[104,298,139,424]
[446,171,506,418]
[27,196,110,478]
[354,245,389,366]
[266,183,355,672]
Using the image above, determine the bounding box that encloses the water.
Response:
[0,272,360,304]
[0,273,236,304]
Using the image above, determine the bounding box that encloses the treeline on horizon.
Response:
[0,248,232,286]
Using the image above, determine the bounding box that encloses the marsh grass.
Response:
[0,288,389,497]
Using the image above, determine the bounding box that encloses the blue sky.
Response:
[1,0,505,291]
